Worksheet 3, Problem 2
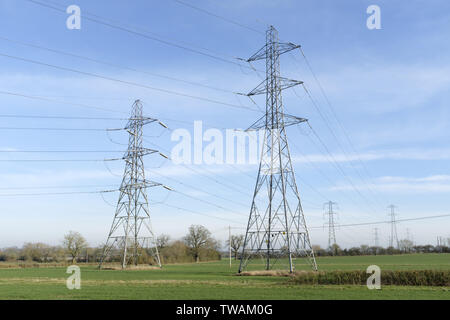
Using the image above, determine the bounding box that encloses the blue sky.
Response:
[0,0,449,249]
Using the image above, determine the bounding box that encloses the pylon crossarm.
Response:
[276,42,301,56]
[246,42,300,62]
[246,114,306,131]
[246,77,303,96]
[124,148,159,157]
[246,44,268,62]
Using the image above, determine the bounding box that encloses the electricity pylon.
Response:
[388,205,399,249]
[99,100,167,269]
[324,201,338,253]
[238,26,317,273]
[373,227,380,247]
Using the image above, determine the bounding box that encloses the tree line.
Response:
[0,225,222,264]
[313,241,450,256]
[1,229,448,264]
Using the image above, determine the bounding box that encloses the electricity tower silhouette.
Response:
[388,205,399,249]
[99,100,166,269]
[324,201,338,253]
[238,26,317,273]
[374,227,380,247]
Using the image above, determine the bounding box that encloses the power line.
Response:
[240,43,383,219]
[298,47,379,187]
[0,159,108,162]
[306,121,381,214]
[171,189,247,218]
[143,137,254,195]
[310,214,450,229]
[0,114,127,120]
[0,35,239,95]
[0,190,114,197]
[0,150,125,153]
[171,0,264,35]
[0,90,127,114]
[0,127,118,131]
[24,0,261,72]
[158,202,244,225]
[0,184,117,191]
[0,52,259,113]
[295,58,386,208]
[149,170,250,209]
[289,129,386,224]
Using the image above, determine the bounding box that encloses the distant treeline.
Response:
[0,225,221,265]
[313,242,450,256]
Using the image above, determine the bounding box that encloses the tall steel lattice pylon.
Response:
[238,26,317,273]
[99,100,164,269]
[388,205,399,249]
[324,201,338,252]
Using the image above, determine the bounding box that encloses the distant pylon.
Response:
[388,205,399,249]
[99,100,166,269]
[238,26,317,273]
[324,201,338,252]
[373,227,379,247]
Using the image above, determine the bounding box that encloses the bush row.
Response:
[290,270,450,286]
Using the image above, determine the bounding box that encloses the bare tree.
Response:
[63,231,87,264]
[227,235,244,259]
[157,234,171,249]
[399,239,414,253]
[184,225,214,263]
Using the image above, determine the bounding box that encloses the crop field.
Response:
[0,254,448,300]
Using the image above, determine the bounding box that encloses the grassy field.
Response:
[0,254,448,300]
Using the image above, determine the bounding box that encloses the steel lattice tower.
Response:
[99,100,163,269]
[374,227,380,247]
[388,205,399,249]
[324,201,337,252]
[238,26,317,273]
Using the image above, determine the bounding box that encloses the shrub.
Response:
[289,270,450,286]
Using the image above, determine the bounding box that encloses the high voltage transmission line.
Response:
[308,213,450,229]
[298,84,386,210]
[170,0,264,35]
[0,52,260,113]
[3,2,381,222]
[176,0,384,209]
[0,90,129,114]
[3,1,446,252]
[295,47,382,192]
[19,0,390,220]
[236,47,386,220]
[24,0,264,72]
[0,35,239,95]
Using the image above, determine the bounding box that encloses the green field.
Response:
[0,254,449,300]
